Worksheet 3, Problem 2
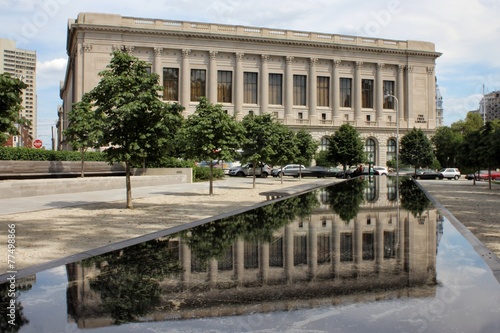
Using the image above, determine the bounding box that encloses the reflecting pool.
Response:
[1,177,500,332]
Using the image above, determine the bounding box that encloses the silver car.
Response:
[229,163,271,178]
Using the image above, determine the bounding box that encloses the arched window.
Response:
[387,139,396,164]
[320,136,329,151]
[365,138,376,164]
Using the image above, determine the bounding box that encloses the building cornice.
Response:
[67,14,442,59]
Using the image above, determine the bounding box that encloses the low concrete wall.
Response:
[0,160,126,177]
[0,168,193,199]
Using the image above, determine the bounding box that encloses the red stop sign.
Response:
[33,139,43,149]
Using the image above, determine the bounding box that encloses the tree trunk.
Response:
[80,148,85,178]
[125,162,133,209]
[209,164,214,195]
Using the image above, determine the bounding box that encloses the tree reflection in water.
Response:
[81,239,181,324]
[325,178,366,222]
[399,178,431,218]
[182,191,320,262]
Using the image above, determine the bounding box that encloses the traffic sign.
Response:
[33,139,43,149]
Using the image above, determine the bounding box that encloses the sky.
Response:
[0,0,499,149]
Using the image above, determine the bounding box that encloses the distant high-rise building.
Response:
[0,38,37,147]
[479,91,500,122]
[435,80,443,127]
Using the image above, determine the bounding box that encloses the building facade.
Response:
[0,38,37,146]
[60,13,441,166]
[479,91,500,122]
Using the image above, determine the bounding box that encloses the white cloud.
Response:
[36,58,67,89]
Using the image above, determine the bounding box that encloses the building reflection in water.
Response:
[66,177,440,328]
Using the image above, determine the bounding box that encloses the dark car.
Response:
[414,169,444,180]
[296,166,342,178]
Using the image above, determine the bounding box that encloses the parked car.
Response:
[271,164,306,177]
[335,166,358,178]
[414,169,444,180]
[373,166,389,176]
[439,168,461,180]
[293,166,342,178]
[228,163,271,178]
[466,170,500,181]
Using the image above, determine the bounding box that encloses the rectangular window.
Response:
[190,69,206,101]
[362,79,374,108]
[317,76,330,107]
[269,73,283,105]
[244,72,258,104]
[340,78,352,107]
[293,75,307,106]
[163,68,179,101]
[383,80,395,109]
[217,70,232,103]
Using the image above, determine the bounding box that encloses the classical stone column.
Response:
[354,217,362,276]
[208,258,218,285]
[309,58,318,123]
[153,47,163,97]
[427,66,436,128]
[285,56,294,120]
[397,65,405,126]
[354,61,363,124]
[259,242,270,284]
[180,240,191,287]
[234,53,244,117]
[284,223,294,282]
[181,49,191,115]
[332,217,340,278]
[376,217,384,274]
[260,54,270,114]
[332,60,341,125]
[208,51,218,104]
[405,65,414,127]
[376,63,385,124]
[308,219,318,280]
[234,239,245,284]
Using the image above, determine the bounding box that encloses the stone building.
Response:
[60,13,441,166]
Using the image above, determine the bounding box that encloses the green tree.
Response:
[0,73,29,145]
[431,126,462,168]
[326,123,365,176]
[270,124,299,183]
[450,112,483,135]
[179,97,244,194]
[63,96,103,177]
[400,128,434,174]
[295,128,319,177]
[326,178,366,222]
[458,129,482,183]
[87,50,183,208]
[241,113,280,188]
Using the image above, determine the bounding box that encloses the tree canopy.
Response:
[326,123,365,174]
[240,113,280,188]
[86,50,183,208]
[63,97,103,177]
[399,127,434,173]
[0,73,29,145]
[178,97,244,194]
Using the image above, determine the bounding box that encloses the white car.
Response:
[373,166,389,176]
[439,168,461,180]
[271,164,306,177]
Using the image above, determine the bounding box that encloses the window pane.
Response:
[387,139,396,163]
[362,79,374,108]
[163,68,179,101]
[340,78,352,107]
[383,80,395,109]
[293,75,307,106]
[217,70,232,103]
[317,76,329,107]
[244,72,258,104]
[269,73,283,105]
[190,69,206,101]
